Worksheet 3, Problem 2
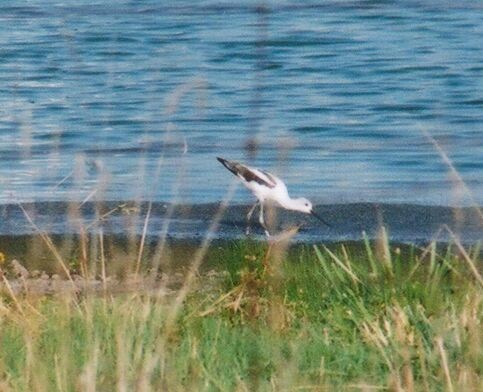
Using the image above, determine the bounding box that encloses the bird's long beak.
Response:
[311,210,331,227]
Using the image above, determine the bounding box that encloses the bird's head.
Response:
[295,198,331,227]
[294,197,313,214]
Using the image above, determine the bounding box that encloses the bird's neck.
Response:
[278,196,301,211]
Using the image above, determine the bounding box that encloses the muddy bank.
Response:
[1,230,438,275]
[1,257,228,297]
[0,234,219,277]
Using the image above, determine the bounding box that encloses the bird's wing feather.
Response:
[217,157,276,189]
[261,170,278,186]
[246,168,277,188]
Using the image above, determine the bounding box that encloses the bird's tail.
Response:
[217,157,239,176]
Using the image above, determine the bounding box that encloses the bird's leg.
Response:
[246,201,259,235]
[259,203,270,237]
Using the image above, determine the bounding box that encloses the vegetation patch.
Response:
[0,237,481,391]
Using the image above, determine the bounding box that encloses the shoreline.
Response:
[1,200,481,244]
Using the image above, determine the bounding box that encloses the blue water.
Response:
[1,1,482,207]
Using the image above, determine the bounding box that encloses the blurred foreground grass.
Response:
[0,238,481,391]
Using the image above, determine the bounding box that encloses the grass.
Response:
[0,237,481,391]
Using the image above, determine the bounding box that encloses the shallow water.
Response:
[0,1,482,209]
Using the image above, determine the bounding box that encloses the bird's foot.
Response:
[266,225,301,243]
[296,222,307,232]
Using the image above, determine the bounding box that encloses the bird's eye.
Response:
[305,203,309,206]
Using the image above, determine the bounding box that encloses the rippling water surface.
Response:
[1,1,482,207]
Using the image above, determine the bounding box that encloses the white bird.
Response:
[217,157,330,237]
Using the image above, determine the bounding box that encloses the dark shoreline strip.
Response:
[0,201,481,244]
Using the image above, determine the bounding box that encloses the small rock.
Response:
[31,270,41,278]
[40,272,49,280]
[11,259,30,279]
[51,274,61,281]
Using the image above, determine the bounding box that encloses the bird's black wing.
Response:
[217,157,276,188]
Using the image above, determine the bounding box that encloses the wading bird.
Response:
[217,157,330,237]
